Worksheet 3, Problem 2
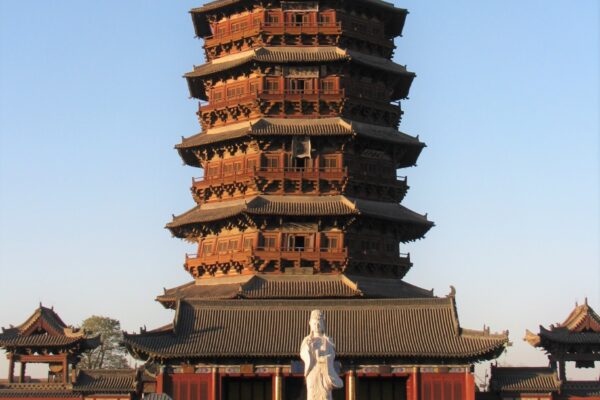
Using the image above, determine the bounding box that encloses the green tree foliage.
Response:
[79,316,130,369]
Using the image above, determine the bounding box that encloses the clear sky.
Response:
[0,0,598,385]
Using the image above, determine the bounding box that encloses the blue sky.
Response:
[0,0,598,384]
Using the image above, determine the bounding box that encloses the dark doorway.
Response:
[222,377,272,400]
[283,377,305,400]
[356,376,407,400]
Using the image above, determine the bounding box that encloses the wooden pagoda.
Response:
[123,1,509,399]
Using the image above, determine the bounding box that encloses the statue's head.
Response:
[309,309,325,335]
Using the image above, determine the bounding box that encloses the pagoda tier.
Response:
[525,299,600,375]
[177,118,423,204]
[186,47,413,129]
[0,306,100,385]
[156,275,435,309]
[191,0,407,60]
[166,195,431,279]
[124,295,507,365]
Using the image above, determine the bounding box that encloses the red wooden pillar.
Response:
[7,354,15,383]
[156,371,165,394]
[464,369,475,400]
[62,354,68,384]
[19,361,26,383]
[211,367,218,400]
[345,370,355,400]
[273,367,282,400]
[408,368,419,400]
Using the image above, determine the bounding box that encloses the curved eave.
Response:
[123,298,507,364]
[535,325,600,347]
[166,195,432,241]
[0,335,100,352]
[175,118,425,168]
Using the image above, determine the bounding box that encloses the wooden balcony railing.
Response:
[193,167,348,187]
[348,172,407,186]
[200,89,345,114]
[204,22,342,47]
[352,252,411,266]
[185,246,348,270]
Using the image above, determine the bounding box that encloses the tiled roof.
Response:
[558,300,600,332]
[0,306,99,350]
[73,369,137,394]
[348,275,434,298]
[176,118,424,168]
[123,297,507,362]
[191,0,406,15]
[156,275,434,308]
[538,326,600,345]
[525,300,600,347]
[241,275,361,298]
[166,195,432,240]
[185,47,412,99]
[185,47,349,79]
[0,384,78,399]
[489,367,561,393]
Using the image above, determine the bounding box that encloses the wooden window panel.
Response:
[323,156,338,169]
[202,243,213,255]
[243,238,253,250]
[223,163,234,175]
[180,381,189,400]
[266,79,279,93]
[228,240,238,251]
[453,383,463,400]
[190,382,198,400]
[327,237,338,251]
[199,382,208,400]
[432,382,441,400]
[208,166,219,177]
[265,156,279,170]
[263,236,276,250]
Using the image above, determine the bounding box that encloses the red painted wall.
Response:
[420,372,474,400]
[166,373,213,400]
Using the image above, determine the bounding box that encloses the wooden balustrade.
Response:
[193,167,348,187]
[204,22,342,48]
[199,89,345,114]
[185,246,348,270]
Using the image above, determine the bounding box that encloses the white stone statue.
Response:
[300,309,344,400]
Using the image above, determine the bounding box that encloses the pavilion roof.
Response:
[524,299,600,348]
[190,0,407,38]
[156,274,434,308]
[489,366,561,394]
[73,369,138,394]
[185,47,414,99]
[0,370,140,398]
[176,118,424,168]
[166,195,432,240]
[0,383,79,398]
[123,296,508,363]
[0,306,100,350]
